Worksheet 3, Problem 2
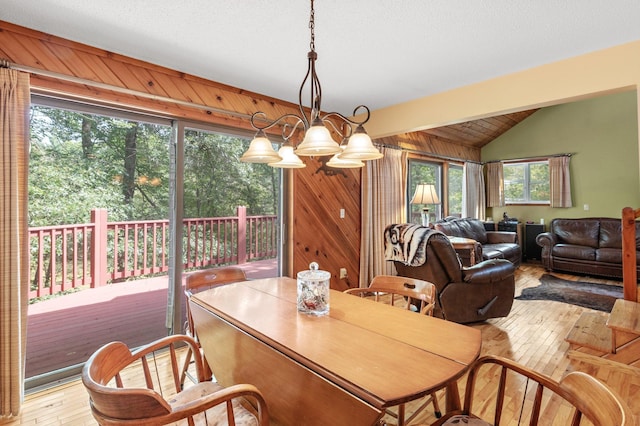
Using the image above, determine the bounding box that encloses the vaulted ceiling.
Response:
[421,109,539,149]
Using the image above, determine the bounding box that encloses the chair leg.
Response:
[403,391,441,424]
[179,347,193,389]
[431,391,442,418]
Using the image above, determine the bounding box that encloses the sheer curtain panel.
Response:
[0,67,30,417]
[549,155,573,208]
[463,162,486,220]
[485,161,504,208]
[360,147,407,287]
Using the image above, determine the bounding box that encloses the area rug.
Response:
[515,273,623,312]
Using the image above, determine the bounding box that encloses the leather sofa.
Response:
[434,217,522,267]
[536,217,640,279]
[385,224,516,323]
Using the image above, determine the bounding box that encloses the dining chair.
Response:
[82,334,270,425]
[344,274,441,424]
[432,354,634,426]
[181,266,248,386]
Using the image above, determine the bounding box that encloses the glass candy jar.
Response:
[297,262,330,315]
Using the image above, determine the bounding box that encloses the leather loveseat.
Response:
[434,217,522,267]
[384,224,516,323]
[536,217,640,279]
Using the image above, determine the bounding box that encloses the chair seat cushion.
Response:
[441,414,491,425]
[169,382,259,426]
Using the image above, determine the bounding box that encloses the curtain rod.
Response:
[375,142,481,164]
[1,58,253,121]
[484,153,574,164]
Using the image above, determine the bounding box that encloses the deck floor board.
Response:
[26,259,277,378]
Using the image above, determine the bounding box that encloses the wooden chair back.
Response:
[622,206,640,301]
[82,334,269,425]
[344,275,440,423]
[345,275,436,316]
[433,355,634,426]
[185,267,247,336]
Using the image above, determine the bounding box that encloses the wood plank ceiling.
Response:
[420,109,538,149]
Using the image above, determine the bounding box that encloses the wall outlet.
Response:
[583,204,589,211]
[339,268,347,279]
[339,208,345,219]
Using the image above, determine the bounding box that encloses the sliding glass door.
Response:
[27,97,172,387]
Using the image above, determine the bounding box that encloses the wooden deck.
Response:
[25,259,278,381]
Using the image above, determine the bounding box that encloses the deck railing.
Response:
[28,206,278,300]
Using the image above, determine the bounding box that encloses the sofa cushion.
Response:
[596,247,622,263]
[596,247,640,263]
[599,220,622,249]
[484,243,520,260]
[552,244,596,261]
[435,218,488,244]
[482,246,505,260]
[552,219,600,248]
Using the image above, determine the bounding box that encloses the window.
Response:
[408,161,441,225]
[503,161,550,204]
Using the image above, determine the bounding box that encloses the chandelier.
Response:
[240,0,383,169]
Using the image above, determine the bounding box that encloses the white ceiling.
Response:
[2,0,640,114]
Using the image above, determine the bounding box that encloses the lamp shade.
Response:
[240,132,282,163]
[294,121,342,156]
[339,126,383,160]
[268,145,306,168]
[411,184,440,205]
[326,147,365,168]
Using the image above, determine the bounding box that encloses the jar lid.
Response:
[297,262,330,281]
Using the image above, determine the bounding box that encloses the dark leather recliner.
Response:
[391,229,516,324]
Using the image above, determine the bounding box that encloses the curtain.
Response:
[0,68,30,417]
[485,162,504,208]
[549,155,572,208]
[360,147,407,287]
[463,162,485,220]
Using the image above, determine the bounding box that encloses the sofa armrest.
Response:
[462,259,515,284]
[486,231,517,244]
[535,232,556,248]
[535,232,556,270]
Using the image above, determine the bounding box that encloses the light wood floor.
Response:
[2,264,639,425]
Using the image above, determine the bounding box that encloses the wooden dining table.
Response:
[189,277,481,426]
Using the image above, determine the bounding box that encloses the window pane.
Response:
[448,164,463,218]
[529,163,550,202]
[408,161,441,225]
[504,163,526,203]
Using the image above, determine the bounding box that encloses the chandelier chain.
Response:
[309,0,315,52]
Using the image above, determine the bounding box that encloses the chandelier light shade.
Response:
[294,120,342,156]
[239,131,282,163]
[240,0,382,169]
[411,184,441,226]
[339,125,384,160]
[268,144,306,168]
[326,148,365,168]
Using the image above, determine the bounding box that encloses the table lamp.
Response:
[411,184,440,226]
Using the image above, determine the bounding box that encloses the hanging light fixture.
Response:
[240,0,383,168]
[268,143,306,168]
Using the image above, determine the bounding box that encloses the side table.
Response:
[448,236,479,266]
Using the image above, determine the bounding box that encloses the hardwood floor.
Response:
[2,264,638,425]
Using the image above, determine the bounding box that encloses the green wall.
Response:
[482,91,640,224]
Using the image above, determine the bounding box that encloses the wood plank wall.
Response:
[0,20,480,289]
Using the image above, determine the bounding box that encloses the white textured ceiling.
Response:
[2,0,640,114]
